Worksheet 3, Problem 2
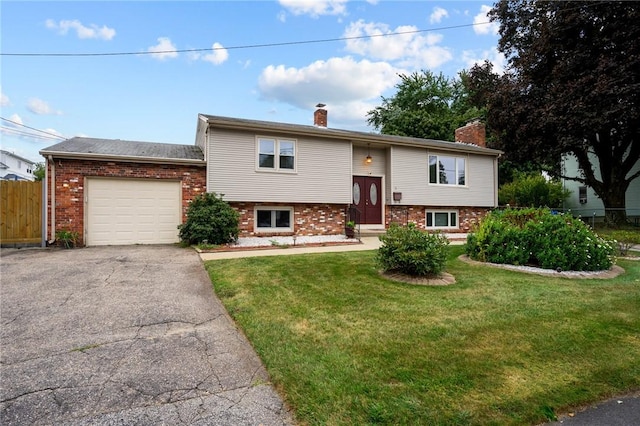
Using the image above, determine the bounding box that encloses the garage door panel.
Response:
[87,179,181,246]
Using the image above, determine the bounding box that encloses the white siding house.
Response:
[562,153,640,220]
[0,150,37,181]
[198,111,502,237]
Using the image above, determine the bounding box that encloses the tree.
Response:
[33,162,45,181]
[469,1,640,225]
[367,70,482,141]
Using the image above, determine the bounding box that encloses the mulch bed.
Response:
[379,270,456,286]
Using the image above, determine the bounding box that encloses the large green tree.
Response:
[469,1,640,224]
[366,70,482,141]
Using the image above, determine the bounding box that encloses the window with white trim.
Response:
[255,207,294,233]
[429,155,466,185]
[257,137,296,171]
[426,210,458,229]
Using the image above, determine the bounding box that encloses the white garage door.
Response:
[86,178,181,246]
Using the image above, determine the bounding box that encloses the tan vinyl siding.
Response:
[389,146,496,207]
[352,146,386,176]
[208,128,351,203]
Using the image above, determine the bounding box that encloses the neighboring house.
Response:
[40,109,501,247]
[196,109,502,239]
[562,153,640,220]
[39,138,206,246]
[0,150,36,181]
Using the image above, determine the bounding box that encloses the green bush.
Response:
[178,193,239,245]
[604,230,640,256]
[377,223,449,276]
[466,208,614,271]
[498,173,570,208]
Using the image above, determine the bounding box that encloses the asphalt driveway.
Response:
[0,245,293,425]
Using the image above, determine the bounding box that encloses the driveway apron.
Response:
[0,245,293,425]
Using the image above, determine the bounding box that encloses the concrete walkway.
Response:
[199,235,466,261]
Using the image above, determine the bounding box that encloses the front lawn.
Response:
[204,246,640,425]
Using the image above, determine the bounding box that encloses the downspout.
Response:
[42,157,48,247]
[48,155,56,244]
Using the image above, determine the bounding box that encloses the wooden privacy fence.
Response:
[0,180,42,246]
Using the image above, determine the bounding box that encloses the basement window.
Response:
[255,207,294,233]
[426,210,458,229]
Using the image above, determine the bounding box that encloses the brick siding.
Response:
[231,202,347,237]
[46,158,206,246]
[386,205,491,233]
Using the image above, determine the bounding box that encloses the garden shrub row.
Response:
[466,208,614,271]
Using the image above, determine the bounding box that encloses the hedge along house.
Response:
[196,108,502,238]
[40,138,206,246]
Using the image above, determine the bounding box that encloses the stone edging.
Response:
[458,255,625,279]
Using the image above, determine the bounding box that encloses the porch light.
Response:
[366,144,373,164]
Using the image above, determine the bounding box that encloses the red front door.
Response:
[352,176,382,224]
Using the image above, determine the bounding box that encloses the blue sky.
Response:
[1,1,503,163]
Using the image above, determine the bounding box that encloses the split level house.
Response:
[40,107,502,246]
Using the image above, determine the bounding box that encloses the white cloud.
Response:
[202,42,229,65]
[278,0,348,17]
[147,37,178,60]
[8,113,23,126]
[473,5,499,35]
[258,56,403,125]
[277,11,287,23]
[462,47,506,74]
[430,6,449,24]
[27,98,62,115]
[45,19,115,40]
[0,88,10,107]
[343,20,453,69]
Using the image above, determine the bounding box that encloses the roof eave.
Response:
[38,150,206,166]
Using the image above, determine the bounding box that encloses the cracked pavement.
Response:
[0,245,294,425]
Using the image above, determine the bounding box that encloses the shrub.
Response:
[466,208,614,271]
[604,230,640,256]
[498,173,570,208]
[377,223,449,276]
[178,193,239,245]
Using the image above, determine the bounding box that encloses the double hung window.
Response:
[258,138,296,171]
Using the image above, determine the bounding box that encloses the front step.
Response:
[359,228,387,237]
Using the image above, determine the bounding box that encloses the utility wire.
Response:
[2,21,494,57]
[0,126,63,141]
[0,116,66,140]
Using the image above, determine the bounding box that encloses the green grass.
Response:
[204,246,640,425]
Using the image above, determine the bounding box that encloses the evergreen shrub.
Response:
[178,193,239,245]
[466,208,614,271]
[377,223,449,276]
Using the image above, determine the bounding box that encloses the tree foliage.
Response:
[498,173,570,208]
[367,70,483,141]
[33,162,45,181]
[468,1,640,224]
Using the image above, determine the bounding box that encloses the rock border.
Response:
[458,255,625,279]
[379,270,456,286]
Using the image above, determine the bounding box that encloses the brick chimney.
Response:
[455,119,486,148]
[314,103,327,127]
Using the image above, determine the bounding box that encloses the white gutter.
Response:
[38,151,206,166]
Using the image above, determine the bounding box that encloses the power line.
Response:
[0,126,63,141]
[0,116,66,140]
[1,21,494,57]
